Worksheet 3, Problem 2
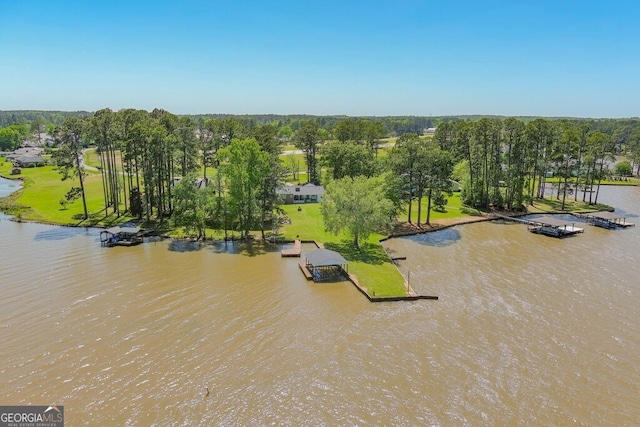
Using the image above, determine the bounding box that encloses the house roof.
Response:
[305,248,348,267]
[276,183,324,196]
[16,155,45,163]
[12,147,44,155]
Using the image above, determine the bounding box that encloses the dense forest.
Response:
[2,109,640,239]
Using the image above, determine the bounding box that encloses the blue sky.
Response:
[1,0,639,117]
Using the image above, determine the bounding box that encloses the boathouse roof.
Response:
[529,217,575,228]
[104,225,141,235]
[276,183,325,196]
[305,248,348,267]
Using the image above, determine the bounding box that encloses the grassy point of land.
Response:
[0,160,137,227]
[279,203,409,297]
[278,192,486,297]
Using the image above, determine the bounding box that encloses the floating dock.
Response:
[574,211,635,229]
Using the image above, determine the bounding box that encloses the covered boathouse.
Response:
[527,216,584,237]
[100,225,143,247]
[303,248,349,282]
[577,211,635,229]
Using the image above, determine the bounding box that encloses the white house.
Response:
[276,183,324,204]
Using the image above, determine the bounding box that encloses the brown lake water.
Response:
[1,179,639,425]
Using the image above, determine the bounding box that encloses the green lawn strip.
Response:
[83,149,102,168]
[280,204,406,297]
[1,158,12,174]
[544,176,640,186]
[84,148,126,168]
[528,197,613,214]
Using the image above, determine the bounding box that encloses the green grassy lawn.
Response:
[399,192,466,224]
[601,178,640,186]
[528,197,613,214]
[0,160,137,226]
[83,148,101,168]
[280,153,307,184]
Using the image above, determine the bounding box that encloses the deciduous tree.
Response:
[218,138,270,239]
[321,175,392,249]
[320,141,377,180]
[171,172,213,240]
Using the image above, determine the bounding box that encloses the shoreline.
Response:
[0,173,619,301]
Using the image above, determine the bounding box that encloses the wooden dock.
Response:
[281,240,301,257]
[298,261,313,280]
[574,211,635,229]
[527,217,584,237]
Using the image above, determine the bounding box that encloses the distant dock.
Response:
[574,211,635,229]
[494,214,584,237]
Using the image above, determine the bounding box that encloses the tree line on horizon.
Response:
[3,107,640,244]
[4,108,640,144]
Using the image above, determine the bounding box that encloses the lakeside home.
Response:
[13,155,47,168]
[3,147,47,168]
[276,183,324,204]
